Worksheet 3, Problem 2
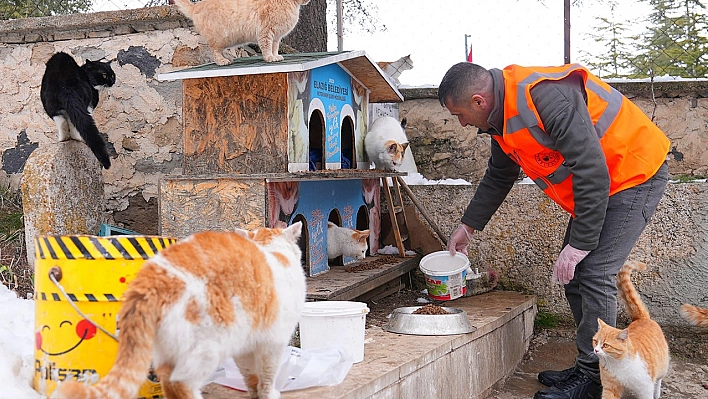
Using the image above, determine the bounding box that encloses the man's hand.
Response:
[553,245,590,285]
[448,224,474,256]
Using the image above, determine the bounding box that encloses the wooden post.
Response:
[396,177,448,247]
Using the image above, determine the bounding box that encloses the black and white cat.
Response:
[40,52,115,169]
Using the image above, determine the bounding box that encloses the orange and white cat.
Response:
[365,116,409,171]
[173,0,310,65]
[680,303,708,328]
[592,261,670,399]
[56,222,305,399]
[327,222,370,261]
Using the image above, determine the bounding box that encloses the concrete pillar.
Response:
[21,141,105,266]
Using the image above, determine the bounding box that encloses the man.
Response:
[439,62,669,399]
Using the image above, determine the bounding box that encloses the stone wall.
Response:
[0,7,211,234]
[399,85,708,183]
[406,182,708,326]
[1,9,707,329]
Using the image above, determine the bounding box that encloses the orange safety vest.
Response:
[495,64,670,216]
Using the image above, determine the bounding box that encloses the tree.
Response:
[580,1,634,78]
[326,0,385,50]
[283,0,328,52]
[286,0,387,53]
[0,0,91,20]
[629,0,708,77]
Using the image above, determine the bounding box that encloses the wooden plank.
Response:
[157,51,403,104]
[182,73,289,175]
[306,254,421,300]
[156,171,405,181]
[158,177,266,237]
[340,56,403,103]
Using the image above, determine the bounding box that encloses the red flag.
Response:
[467,45,473,63]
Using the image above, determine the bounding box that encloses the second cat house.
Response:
[157,51,404,277]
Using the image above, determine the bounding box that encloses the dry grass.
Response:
[0,186,32,299]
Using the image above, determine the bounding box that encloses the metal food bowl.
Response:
[384,306,476,336]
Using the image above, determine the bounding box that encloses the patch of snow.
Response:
[376,245,417,256]
[0,284,43,399]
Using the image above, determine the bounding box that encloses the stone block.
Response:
[87,30,111,38]
[52,30,86,41]
[21,141,105,267]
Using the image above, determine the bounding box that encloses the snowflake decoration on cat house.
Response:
[157,51,404,277]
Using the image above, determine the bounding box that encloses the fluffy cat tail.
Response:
[62,91,111,169]
[617,261,650,321]
[680,304,708,328]
[172,0,195,19]
[55,263,164,399]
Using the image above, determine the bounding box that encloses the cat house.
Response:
[157,51,406,278]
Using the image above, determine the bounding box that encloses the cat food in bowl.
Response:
[419,251,471,300]
[384,306,476,336]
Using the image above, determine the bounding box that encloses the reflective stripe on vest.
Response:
[496,64,670,216]
[506,64,623,144]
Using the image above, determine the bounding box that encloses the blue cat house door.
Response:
[157,51,406,277]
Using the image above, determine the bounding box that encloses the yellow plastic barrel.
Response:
[33,235,176,399]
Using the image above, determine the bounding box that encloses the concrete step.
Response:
[202,291,536,399]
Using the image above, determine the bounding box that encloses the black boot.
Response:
[538,366,575,386]
[534,370,602,399]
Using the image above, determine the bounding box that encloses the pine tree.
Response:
[629,0,708,78]
[580,1,634,78]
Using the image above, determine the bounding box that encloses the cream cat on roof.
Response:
[173,0,310,65]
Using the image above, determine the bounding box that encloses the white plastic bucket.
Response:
[299,301,369,363]
[419,251,471,300]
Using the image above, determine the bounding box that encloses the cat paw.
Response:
[264,54,284,62]
[214,57,232,66]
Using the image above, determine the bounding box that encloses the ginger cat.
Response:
[592,261,670,399]
[173,0,310,65]
[56,222,305,399]
[680,303,708,328]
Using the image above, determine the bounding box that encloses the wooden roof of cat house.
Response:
[157,50,403,174]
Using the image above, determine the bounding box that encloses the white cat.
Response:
[365,116,409,171]
[377,54,413,86]
[327,222,370,261]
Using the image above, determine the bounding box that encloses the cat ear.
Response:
[283,221,303,242]
[233,229,250,238]
[617,329,629,341]
[400,117,407,129]
[597,318,606,329]
[387,143,398,154]
[401,142,410,151]
[357,230,370,242]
